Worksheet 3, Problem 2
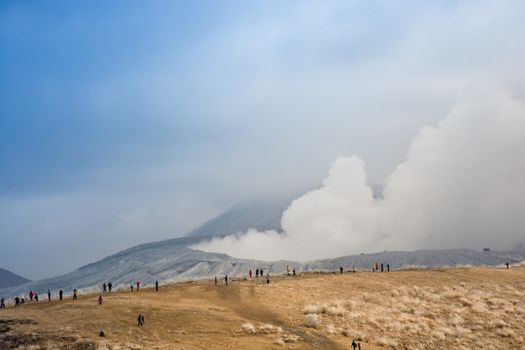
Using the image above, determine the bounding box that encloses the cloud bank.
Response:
[194,90,525,260]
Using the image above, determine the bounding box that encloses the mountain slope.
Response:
[0,268,31,289]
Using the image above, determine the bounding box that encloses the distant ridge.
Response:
[0,268,31,289]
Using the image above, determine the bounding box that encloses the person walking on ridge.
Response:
[59,289,63,301]
[47,290,51,302]
[73,289,78,300]
[224,275,228,286]
[0,297,5,308]
[103,283,107,292]
[137,313,144,326]
[249,269,252,279]
[155,280,159,292]
[506,262,510,269]
[108,282,112,293]
[340,266,343,274]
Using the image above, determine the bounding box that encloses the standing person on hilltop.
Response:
[29,291,34,302]
[103,283,107,293]
[224,275,228,286]
[249,269,252,279]
[340,266,343,274]
[293,268,296,276]
[0,297,5,308]
[136,281,141,291]
[130,281,135,292]
[506,262,510,269]
[108,282,112,293]
[381,263,384,272]
[214,276,217,286]
[256,268,259,277]
[260,268,264,276]
[266,274,270,284]
[387,264,390,272]
[59,289,63,301]
[155,280,159,292]
[351,339,357,350]
[73,289,78,300]
[47,290,51,302]
[14,296,20,307]
[34,292,39,302]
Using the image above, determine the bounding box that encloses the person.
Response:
[214,276,217,286]
[292,268,296,276]
[99,329,106,337]
[387,264,390,272]
[73,289,78,300]
[108,282,112,293]
[353,266,356,273]
[98,294,103,305]
[0,297,5,308]
[136,281,141,291]
[287,265,291,276]
[34,292,38,302]
[381,263,384,273]
[130,281,134,292]
[59,289,63,301]
[249,269,252,279]
[224,275,228,286]
[266,274,270,284]
[358,342,362,350]
[137,313,144,326]
[506,262,510,269]
[29,291,34,302]
[14,296,20,307]
[351,339,357,350]
[47,290,51,302]
[155,280,159,292]
[340,266,343,274]
[260,268,264,276]
[103,283,107,293]
[21,297,25,304]
[256,269,259,277]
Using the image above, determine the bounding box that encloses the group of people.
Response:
[102,282,113,293]
[372,262,390,272]
[351,339,362,350]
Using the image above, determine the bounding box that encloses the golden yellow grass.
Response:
[1,266,525,349]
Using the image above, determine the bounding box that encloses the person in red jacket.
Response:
[98,294,103,305]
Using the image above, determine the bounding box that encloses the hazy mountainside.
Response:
[186,197,294,238]
[0,268,31,289]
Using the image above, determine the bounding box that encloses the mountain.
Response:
[0,268,31,289]
[186,197,293,238]
[2,195,524,298]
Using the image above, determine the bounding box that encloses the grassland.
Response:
[1,266,524,349]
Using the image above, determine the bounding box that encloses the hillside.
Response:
[1,266,524,349]
[0,268,30,289]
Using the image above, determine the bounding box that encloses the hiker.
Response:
[130,281,135,292]
[34,292,39,302]
[136,281,141,291]
[73,289,78,300]
[108,282,112,293]
[21,297,25,304]
[260,268,264,276]
[387,264,390,272]
[358,342,362,350]
[103,283,107,292]
[224,275,228,286]
[98,294,103,305]
[0,297,5,308]
[506,262,510,269]
[352,339,357,350]
[137,313,144,326]
[99,330,106,337]
[266,274,270,284]
[256,268,259,277]
[381,263,384,273]
[249,269,252,279]
[59,289,63,301]
[340,266,343,274]
[14,296,20,307]
[155,280,159,292]
[214,276,217,286]
[29,290,34,302]
[48,290,51,302]
[292,268,296,276]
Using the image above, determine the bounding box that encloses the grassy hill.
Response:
[1,266,524,349]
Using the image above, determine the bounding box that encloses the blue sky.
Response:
[1,0,525,279]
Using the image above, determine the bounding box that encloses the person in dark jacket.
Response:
[108,282,112,293]
[137,313,144,326]
[340,266,343,274]
[59,289,63,301]
[14,297,20,307]
[47,290,51,302]
[224,275,228,286]
[155,280,159,292]
[0,297,5,308]
[103,283,107,292]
